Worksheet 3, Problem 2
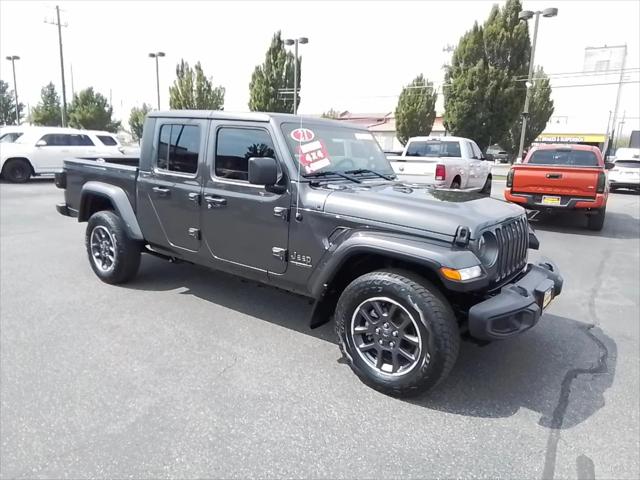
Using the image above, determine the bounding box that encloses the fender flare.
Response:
[307,229,481,299]
[79,181,144,240]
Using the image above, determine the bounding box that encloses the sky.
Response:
[0,0,639,136]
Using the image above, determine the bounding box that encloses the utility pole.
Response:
[5,55,20,124]
[70,63,75,98]
[45,5,68,126]
[148,52,165,110]
[610,45,627,154]
[284,37,309,115]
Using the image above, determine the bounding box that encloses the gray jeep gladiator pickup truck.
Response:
[55,111,563,396]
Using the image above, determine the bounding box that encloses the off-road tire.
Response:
[335,270,460,397]
[480,175,492,195]
[587,207,606,231]
[2,158,32,183]
[86,211,141,284]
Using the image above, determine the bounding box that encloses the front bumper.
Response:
[468,260,563,341]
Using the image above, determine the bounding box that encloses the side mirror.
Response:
[35,139,47,147]
[248,157,279,186]
[605,161,615,170]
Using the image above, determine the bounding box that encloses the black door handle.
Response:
[546,173,563,179]
[152,186,170,196]
[204,195,227,209]
[188,192,201,205]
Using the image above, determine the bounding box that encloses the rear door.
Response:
[200,122,291,274]
[137,119,205,252]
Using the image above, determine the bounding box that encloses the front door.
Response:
[201,123,291,274]
[137,120,204,252]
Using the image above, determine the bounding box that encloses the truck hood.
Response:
[322,182,524,239]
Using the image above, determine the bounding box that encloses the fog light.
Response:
[440,265,482,281]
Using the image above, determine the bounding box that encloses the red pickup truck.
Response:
[504,144,613,230]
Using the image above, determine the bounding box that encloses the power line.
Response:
[511,67,639,81]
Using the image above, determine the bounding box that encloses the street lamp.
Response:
[5,55,20,124]
[517,7,558,161]
[284,37,308,115]
[148,51,165,110]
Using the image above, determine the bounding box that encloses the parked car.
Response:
[55,111,562,397]
[613,147,640,162]
[504,144,614,230]
[609,157,640,192]
[0,126,123,183]
[387,136,493,193]
[486,145,511,163]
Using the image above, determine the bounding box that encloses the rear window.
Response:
[615,160,640,168]
[97,135,118,146]
[0,132,23,143]
[406,141,461,158]
[528,149,599,167]
[157,124,200,174]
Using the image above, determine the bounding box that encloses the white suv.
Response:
[0,126,123,183]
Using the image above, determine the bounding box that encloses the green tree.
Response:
[128,103,151,142]
[503,67,554,156]
[67,87,120,132]
[322,108,341,119]
[31,82,62,126]
[0,80,24,125]
[443,0,531,150]
[248,31,300,113]
[395,74,438,145]
[169,60,225,110]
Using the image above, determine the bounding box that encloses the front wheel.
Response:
[85,210,141,284]
[480,175,492,195]
[335,270,460,397]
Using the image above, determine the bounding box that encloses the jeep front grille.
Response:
[494,216,528,282]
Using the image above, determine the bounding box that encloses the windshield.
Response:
[528,149,599,167]
[405,140,461,158]
[615,160,640,169]
[0,132,23,143]
[280,122,394,177]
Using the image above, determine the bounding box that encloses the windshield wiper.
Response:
[344,168,395,180]
[303,170,362,183]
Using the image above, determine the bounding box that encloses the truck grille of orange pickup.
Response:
[494,216,529,282]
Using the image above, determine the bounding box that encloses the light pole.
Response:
[5,55,20,124]
[284,37,308,115]
[517,7,558,161]
[148,52,165,110]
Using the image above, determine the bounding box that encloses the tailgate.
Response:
[389,156,438,183]
[512,165,600,197]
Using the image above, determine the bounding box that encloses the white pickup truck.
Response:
[388,136,493,193]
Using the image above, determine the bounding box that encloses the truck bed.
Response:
[61,157,139,214]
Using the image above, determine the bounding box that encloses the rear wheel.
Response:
[450,177,461,189]
[587,207,606,231]
[335,270,460,397]
[86,210,141,284]
[2,159,32,183]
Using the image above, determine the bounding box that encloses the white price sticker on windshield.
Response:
[355,132,374,141]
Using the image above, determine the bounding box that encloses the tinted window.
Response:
[157,124,200,174]
[615,160,640,169]
[97,135,117,146]
[528,150,599,167]
[39,133,94,146]
[215,128,276,181]
[406,141,461,158]
[0,132,23,143]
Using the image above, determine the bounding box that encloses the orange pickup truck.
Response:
[504,144,614,230]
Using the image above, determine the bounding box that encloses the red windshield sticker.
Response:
[290,128,315,142]
[298,140,331,173]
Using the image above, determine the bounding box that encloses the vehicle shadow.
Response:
[530,210,640,240]
[126,256,617,430]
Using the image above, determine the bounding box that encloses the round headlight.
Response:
[478,231,499,266]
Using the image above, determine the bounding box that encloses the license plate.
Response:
[542,288,554,309]
[542,195,561,205]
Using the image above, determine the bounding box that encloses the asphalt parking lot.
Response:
[1,179,639,479]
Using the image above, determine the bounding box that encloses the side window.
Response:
[97,135,117,146]
[471,142,483,160]
[215,127,276,182]
[467,141,479,159]
[72,134,94,146]
[156,124,200,174]
[40,134,62,146]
